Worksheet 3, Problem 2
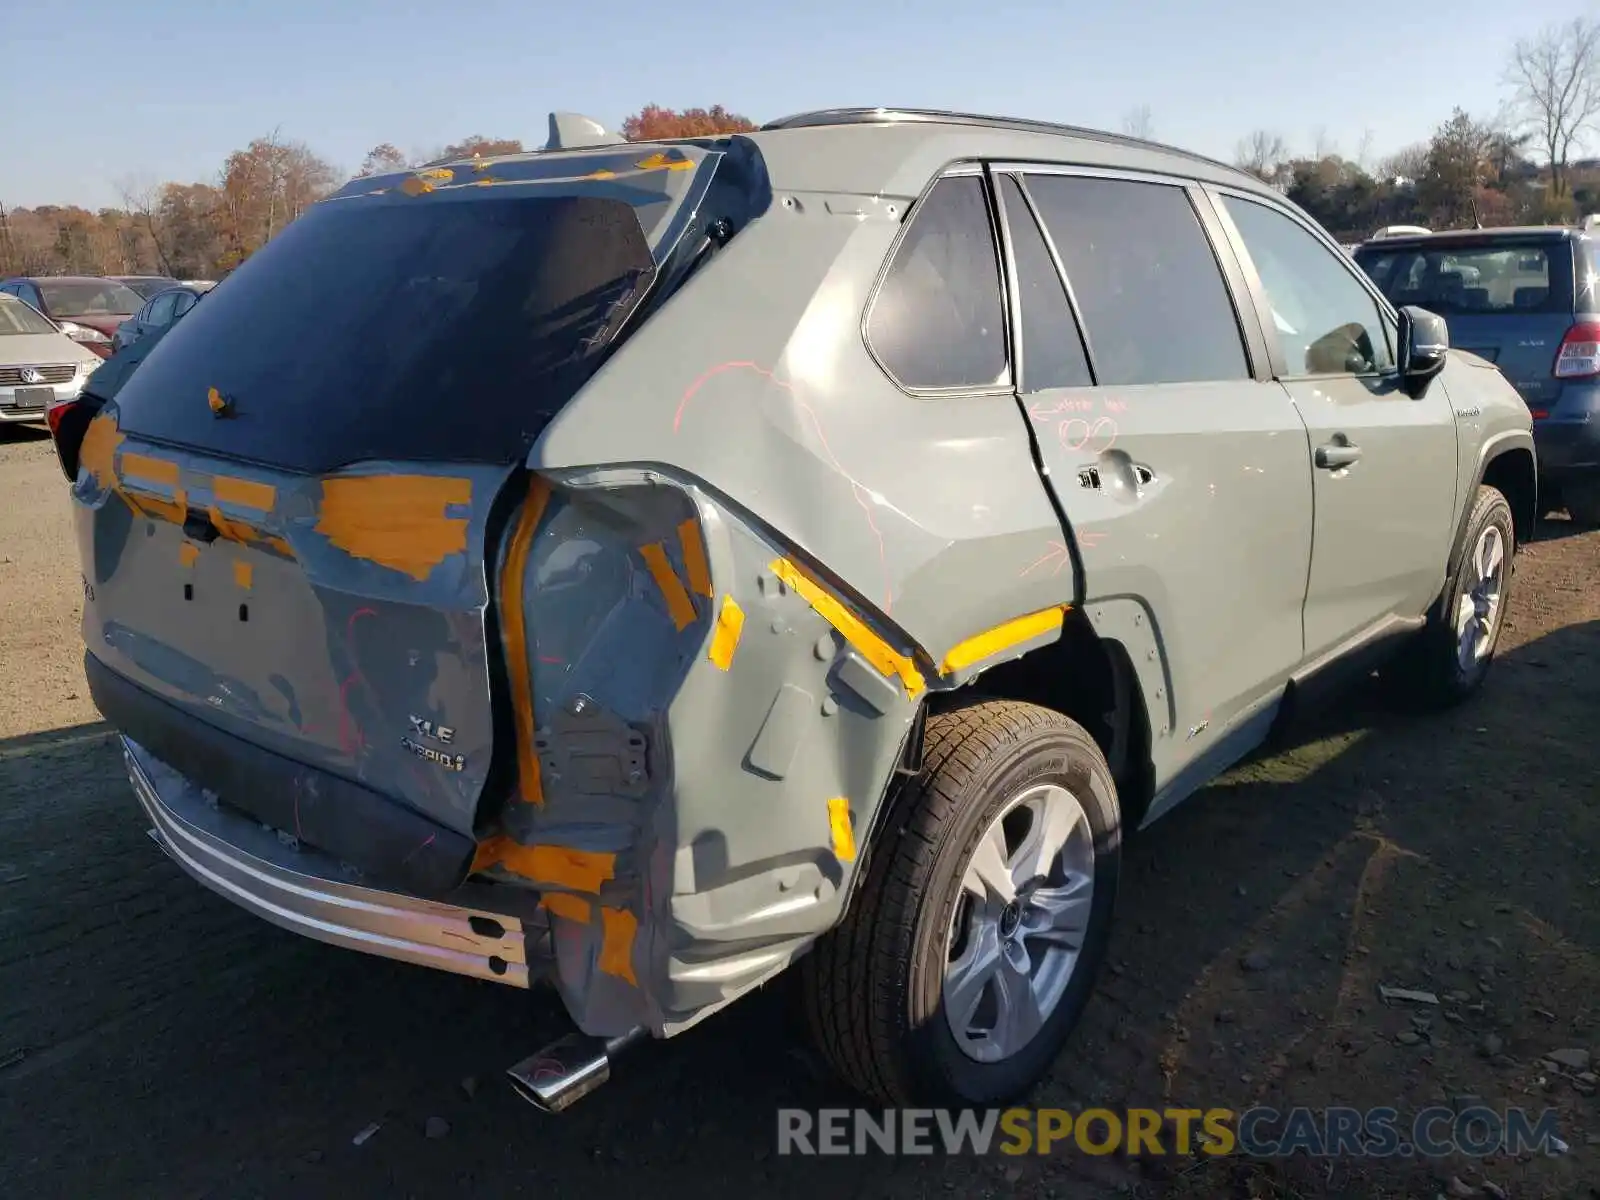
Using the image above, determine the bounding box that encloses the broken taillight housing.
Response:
[46,393,102,483]
[1553,321,1600,379]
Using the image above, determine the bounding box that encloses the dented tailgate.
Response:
[73,145,722,863]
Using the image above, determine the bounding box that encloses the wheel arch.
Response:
[1479,441,1537,549]
[925,607,1157,829]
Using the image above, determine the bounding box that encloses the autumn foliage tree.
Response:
[621,104,758,140]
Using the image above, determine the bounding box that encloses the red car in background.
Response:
[0,275,145,358]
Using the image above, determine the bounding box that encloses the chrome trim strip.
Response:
[126,739,529,988]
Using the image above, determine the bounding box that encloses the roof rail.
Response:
[759,107,1254,182]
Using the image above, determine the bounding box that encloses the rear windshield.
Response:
[0,296,57,335]
[109,192,658,473]
[1356,240,1572,315]
[40,279,144,317]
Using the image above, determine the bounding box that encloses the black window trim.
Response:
[1202,183,1402,384]
[859,160,1017,399]
[987,159,1273,389]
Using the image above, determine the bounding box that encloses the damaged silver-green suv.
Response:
[53,108,1536,1111]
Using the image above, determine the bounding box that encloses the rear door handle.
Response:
[1315,441,1362,470]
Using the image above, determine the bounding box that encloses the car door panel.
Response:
[994,168,1314,798]
[1208,189,1459,660]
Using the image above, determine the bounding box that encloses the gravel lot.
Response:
[2,423,1598,1199]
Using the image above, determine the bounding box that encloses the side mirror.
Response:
[1398,305,1449,398]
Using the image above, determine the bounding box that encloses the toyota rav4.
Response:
[51,108,1537,1111]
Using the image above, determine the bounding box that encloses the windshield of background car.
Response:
[0,296,58,335]
[39,280,144,317]
[110,145,722,473]
[1355,240,1572,316]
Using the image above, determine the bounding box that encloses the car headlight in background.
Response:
[57,321,110,345]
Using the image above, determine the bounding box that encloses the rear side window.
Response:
[1356,240,1571,316]
[997,175,1093,391]
[1025,175,1249,387]
[867,175,1008,390]
[1223,195,1394,376]
[111,194,656,473]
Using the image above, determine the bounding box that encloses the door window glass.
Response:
[1026,174,1250,386]
[1222,194,1395,375]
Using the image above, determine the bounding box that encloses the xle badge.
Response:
[403,715,464,771]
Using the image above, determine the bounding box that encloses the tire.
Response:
[1390,484,1516,709]
[801,699,1121,1106]
[1564,479,1600,527]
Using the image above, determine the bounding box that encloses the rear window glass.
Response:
[1356,242,1571,315]
[110,193,657,473]
[40,279,144,317]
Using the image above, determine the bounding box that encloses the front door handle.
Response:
[1315,441,1362,470]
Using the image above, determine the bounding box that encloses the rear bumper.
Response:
[127,736,538,987]
[1534,415,1600,479]
[85,650,476,897]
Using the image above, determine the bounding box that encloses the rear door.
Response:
[1213,189,1459,657]
[72,144,725,839]
[991,165,1314,792]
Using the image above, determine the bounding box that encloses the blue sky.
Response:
[1,0,1586,209]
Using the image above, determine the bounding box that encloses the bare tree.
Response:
[1354,128,1376,174]
[1506,16,1600,197]
[1377,141,1430,184]
[1235,129,1290,186]
[116,173,176,276]
[1120,104,1154,140]
[1311,126,1338,160]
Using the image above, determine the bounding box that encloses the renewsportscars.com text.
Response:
[776,1105,1567,1158]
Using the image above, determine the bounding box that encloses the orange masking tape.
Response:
[708,595,745,671]
[233,560,253,590]
[540,892,593,923]
[471,837,616,892]
[639,542,696,631]
[314,474,471,581]
[178,543,200,569]
[212,476,277,511]
[500,479,550,805]
[937,606,1069,676]
[676,518,713,598]
[599,907,639,985]
[768,557,925,697]
[827,797,857,863]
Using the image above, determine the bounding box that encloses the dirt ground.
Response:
[2,423,1598,1200]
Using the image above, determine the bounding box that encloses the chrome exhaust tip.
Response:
[506,1027,647,1113]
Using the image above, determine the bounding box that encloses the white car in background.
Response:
[0,295,102,425]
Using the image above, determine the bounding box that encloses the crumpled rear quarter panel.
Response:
[478,471,922,1036]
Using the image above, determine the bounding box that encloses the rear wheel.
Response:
[801,700,1120,1105]
[1391,484,1515,708]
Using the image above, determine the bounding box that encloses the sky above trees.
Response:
[0,0,1568,211]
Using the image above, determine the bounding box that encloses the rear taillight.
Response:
[46,394,101,483]
[1553,321,1600,379]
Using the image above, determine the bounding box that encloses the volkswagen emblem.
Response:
[19,367,43,385]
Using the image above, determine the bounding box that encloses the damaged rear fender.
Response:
[475,465,927,1038]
